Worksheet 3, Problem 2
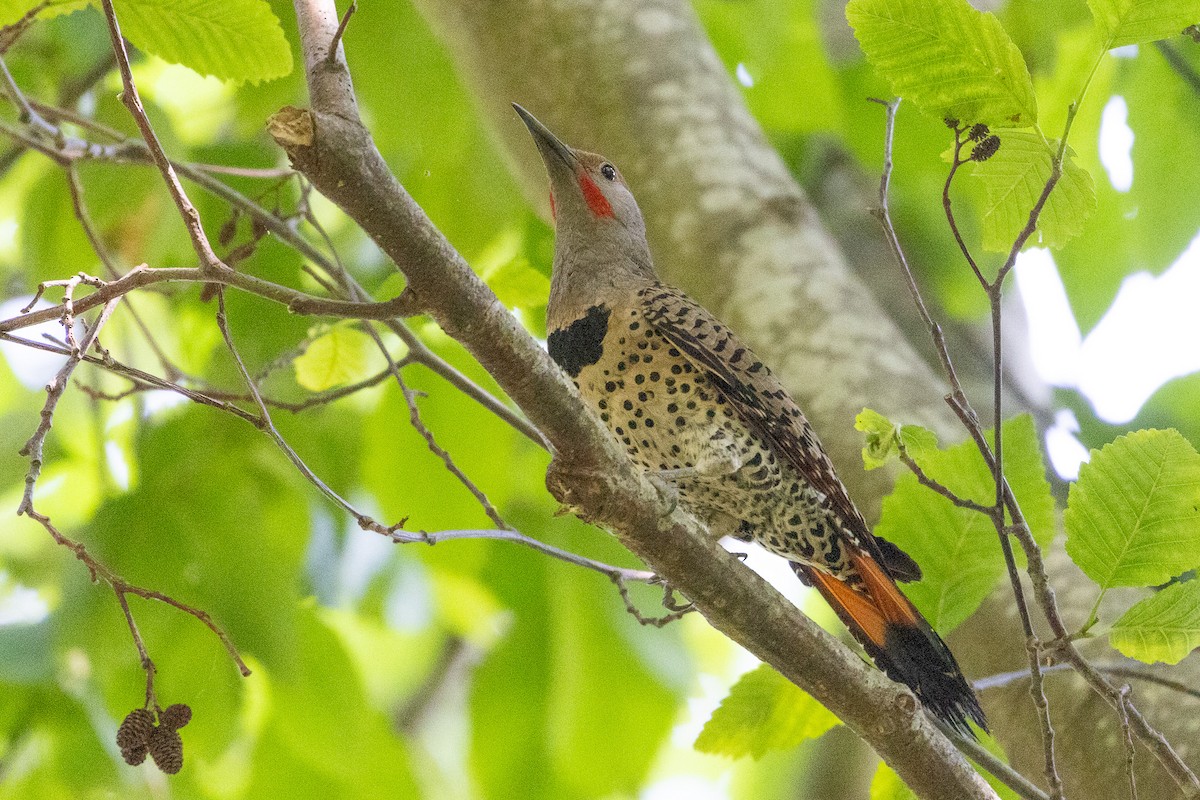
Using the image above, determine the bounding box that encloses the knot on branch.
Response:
[267,105,315,150]
[545,456,639,527]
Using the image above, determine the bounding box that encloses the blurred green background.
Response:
[0,0,1198,798]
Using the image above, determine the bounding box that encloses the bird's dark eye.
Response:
[600,163,617,181]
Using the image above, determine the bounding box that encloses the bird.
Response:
[513,103,987,737]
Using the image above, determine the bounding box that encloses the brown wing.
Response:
[639,283,920,582]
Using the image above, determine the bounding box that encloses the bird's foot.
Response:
[647,473,679,516]
[654,466,703,482]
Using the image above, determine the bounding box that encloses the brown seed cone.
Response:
[968,122,991,141]
[121,742,149,766]
[159,703,192,730]
[116,708,154,750]
[147,726,184,775]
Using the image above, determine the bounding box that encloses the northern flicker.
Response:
[514,104,987,736]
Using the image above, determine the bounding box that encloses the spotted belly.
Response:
[569,307,854,578]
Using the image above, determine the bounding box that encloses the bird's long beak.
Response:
[513,103,577,174]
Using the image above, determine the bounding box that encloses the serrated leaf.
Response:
[846,0,1037,127]
[973,132,1096,252]
[694,664,840,759]
[114,0,292,85]
[1089,0,1200,49]
[857,408,900,470]
[294,326,371,391]
[1110,580,1200,664]
[1064,429,1200,589]
[876,415,1054,633]
[0,0,89,25]
[856,408,938,471]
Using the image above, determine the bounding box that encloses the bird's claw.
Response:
[647,473,679,516]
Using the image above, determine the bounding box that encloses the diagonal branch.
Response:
[274,2,1000,797]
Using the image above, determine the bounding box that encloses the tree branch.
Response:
[272,2,999,797]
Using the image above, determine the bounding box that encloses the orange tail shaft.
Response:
[797,551,987,737]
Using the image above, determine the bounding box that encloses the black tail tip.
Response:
[879,622,988,739]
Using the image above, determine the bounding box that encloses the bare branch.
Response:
[871,97,1063,798]
[327,0,357,65]
[872,88,1200,797]
[99,0,224,275]
[407,528,656,585]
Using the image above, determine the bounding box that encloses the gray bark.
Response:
[414,0,959,523]
[282,1,1001,796]
[410,1,1199,797]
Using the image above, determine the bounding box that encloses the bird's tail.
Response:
[795,551,987,738]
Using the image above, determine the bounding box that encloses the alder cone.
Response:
[120,742,149,766]
[159,703,192,730]
[116,708,154,750]
[147,726,183,775]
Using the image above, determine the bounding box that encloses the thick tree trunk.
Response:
[409,1,1199,797]
[413,0,958,524]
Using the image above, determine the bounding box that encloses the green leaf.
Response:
[0,0,88,25]
[876,415,1054,632]
[694,664,840,759]
[846,0,1037,127]
[856,408,938,471]
[972,132,1096,252]
[114,0,292,85]
[871,763,919,800]
[1064,429,1200,589]
[1088,0,1200,49]
[1110,580,1200,664]
[294,326,372,391]
[483,257,551,310]
[471,511,679,800]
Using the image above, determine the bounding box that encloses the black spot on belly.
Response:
[548,305,611,378]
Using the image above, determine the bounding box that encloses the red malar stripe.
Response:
[578,173,614,218]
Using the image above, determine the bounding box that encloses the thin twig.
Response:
[115,588,158,708]
[1,330,262,423]
[898,451,992,514]
[872,97,1063,798]
[933,719,1051,800]
[326,0,357,65]
[64,164,183,378]
[409,529,657,584]
[0,2,49,55]
[940,126,988,289]
[13,298,252,684]
[612,573,694,627]
[1153,41,1200,104]
[214,290,398,530]
[99,0,224,274]
[1117,685,1139,800]
[0,49,57,138]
